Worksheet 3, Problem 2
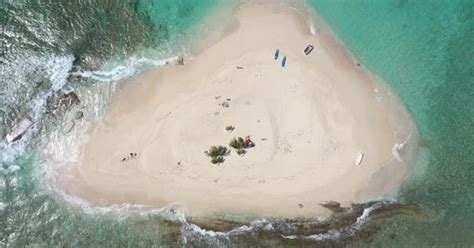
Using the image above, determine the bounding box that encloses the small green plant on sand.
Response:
[229,137,246,155]
[229,137,245,149]
[211,156,225,164]
[205,146,228,164]
[236,149,246,155]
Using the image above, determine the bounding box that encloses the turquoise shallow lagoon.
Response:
[308,0,474,245]
[1,0,473,246]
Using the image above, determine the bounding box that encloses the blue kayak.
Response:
[274,49,279,60]
[282,56,287,67]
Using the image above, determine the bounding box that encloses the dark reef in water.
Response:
[182,201,433,246]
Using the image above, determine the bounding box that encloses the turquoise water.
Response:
[308,0,474,245]
[1,0,473,246]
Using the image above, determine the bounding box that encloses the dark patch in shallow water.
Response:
[183,201,432,247]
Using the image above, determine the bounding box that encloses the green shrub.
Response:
[229,137,245,150]
[236,149,246,155]
[211,157,225,164]
[205,145,228,165]
[206,146,228,158]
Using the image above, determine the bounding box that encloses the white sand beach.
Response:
[57,3,415,217]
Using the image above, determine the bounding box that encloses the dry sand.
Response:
[57,3,415,217]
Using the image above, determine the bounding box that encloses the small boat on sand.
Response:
[355,152,364,166]
[304,44,314,55]
[282,56,287,67]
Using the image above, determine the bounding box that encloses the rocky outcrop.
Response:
[46,91,80,115]
[5,116,34,143]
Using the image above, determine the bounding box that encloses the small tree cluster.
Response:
[229,137,247,155]
[205,146,229,164]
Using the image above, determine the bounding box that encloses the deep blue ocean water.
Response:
[1,0,473,246]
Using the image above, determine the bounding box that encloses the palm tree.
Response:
[229,137,246,155]
[205,146,228,164]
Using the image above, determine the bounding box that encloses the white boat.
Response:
[355,152,364,166]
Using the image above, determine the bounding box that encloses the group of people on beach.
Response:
[121,153,138,162]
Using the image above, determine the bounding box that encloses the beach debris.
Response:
[215,95,222,100]
[236,66,244,69]
[5,115,34,143]
[225,125,235,132]
[260,138,267,141]
[214,112,220,116]
[356,63,361,67]
[274,49,280,60]
[304,44,314,55]
[298,203,304,208]
[205,146,229,164]
[281,56,287,67]
[244,136,255,148]
[355,152,364,166]
[177,161,181,166]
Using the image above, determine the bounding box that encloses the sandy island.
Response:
[57,3,415,217]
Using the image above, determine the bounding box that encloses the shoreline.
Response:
[52,2,416,217]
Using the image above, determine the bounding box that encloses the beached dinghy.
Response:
[355,152,364,166]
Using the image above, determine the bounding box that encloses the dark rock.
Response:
[177,57,185,65]
[47,91,81,114]
[6,116,34,143]
[68,73,83,84]
[419,138,433,148]
[320,201,349,213]
[75,111,84,120]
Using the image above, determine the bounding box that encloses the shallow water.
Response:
[308,0,474,245]
[1,0,473,246]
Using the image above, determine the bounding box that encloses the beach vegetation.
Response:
[229,137,245,150]
[211,156,225,164]
[236,149,247,155]
[230,137,247,155]
[205,145,228,164]
[206,146,228,158]
[225,125,235,132]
